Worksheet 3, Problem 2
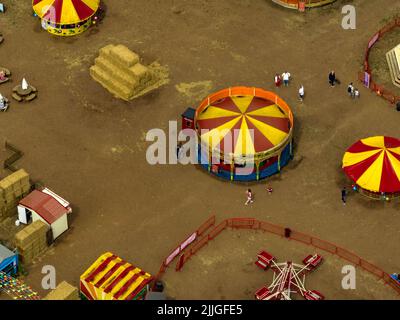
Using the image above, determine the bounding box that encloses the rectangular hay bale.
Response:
[109,45,139,68]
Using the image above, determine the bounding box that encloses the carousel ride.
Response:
[342,136,400,200]
[194,87,294,181]
[32,0,101,36]
[271,0,337,10]
[254,251,324,301]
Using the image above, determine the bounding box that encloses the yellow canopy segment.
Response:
[80,252,153,300]
[32,0,100,36]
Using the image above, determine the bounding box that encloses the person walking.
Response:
[341,187,347,206]
[298,85,305,101]
[329,71,336,87]
[354,88,360,98]
[274,73,282,87]
[282,71,291,87]
[347,82,355,98]
[245,189,254,205]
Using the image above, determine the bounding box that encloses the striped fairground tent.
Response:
[194,87,294,181]
[342,136,400,197]
[32,0,100,36]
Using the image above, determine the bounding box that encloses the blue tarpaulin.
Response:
[0,245,18,276]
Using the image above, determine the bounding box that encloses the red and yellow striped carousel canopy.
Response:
[33,0,99,24]
[342,136,400,193]
[196,89,291,158]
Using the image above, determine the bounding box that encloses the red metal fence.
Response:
[162,217,400,296]
[152,216,216,287]
[359,18,400,106]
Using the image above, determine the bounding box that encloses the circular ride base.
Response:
[272,0,337,10]
[41,18,93,37]
[343,136,400,201]
[198,143,292,182]
[356,187,400,201]
[194,87,294,182]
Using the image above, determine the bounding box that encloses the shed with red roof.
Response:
[18,189,71,240]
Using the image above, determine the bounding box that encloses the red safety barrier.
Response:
[153,216,216,285]
[359,17,400,107]
[158,217,400,296]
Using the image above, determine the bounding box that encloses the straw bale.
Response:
[110,45,139,68]
[44,281,79,300]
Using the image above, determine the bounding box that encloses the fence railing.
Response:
[152,216,216,287]
[359,18,400,106]
[165,217,400,296]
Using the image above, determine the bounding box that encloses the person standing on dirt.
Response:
[341,187,347,205]
[298,85,305,101]
[347,82,355,98]
[274,73,282,87]
[329,71,336,87]
[282,71,291,87]
[245,189,254,205]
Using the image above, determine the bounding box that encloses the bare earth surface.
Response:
[164,229,398,300]
[0,0,400,300]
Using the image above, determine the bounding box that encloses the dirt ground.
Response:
[0,0,400,300]
[164,229,399,300]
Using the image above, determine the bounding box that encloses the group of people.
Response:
[347,82,360,99]
[245,187,273,205]
[244,71,363,207]
[274,71,305,101]
[274,70,360,103]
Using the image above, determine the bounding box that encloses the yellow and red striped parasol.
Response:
[196,92,291,158]
[342,136,400,193]
[33,0,99,25]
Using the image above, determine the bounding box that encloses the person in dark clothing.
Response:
[341,187,347,205]
[329,71,336,87]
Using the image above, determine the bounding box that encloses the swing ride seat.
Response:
[255,251,275,270]
[304,290,325,301]
[255,286,271,300]
[303,254,323,270]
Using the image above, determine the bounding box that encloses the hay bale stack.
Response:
[0,169,30,221]
[15,220,49,265]
[43,281,80,300]
[386,44,400,88]
[90,44,168,101]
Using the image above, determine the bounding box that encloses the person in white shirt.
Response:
[245,189,254,205]
[347,82,355,98]
[354,88,360,98]
[298,85,305,101]
[282,72,291,87]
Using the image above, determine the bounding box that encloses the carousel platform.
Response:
[386,44,400,88]
[271,0,336,9]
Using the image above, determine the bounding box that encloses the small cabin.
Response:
[18,189,72,241]
[181,107,196,130]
